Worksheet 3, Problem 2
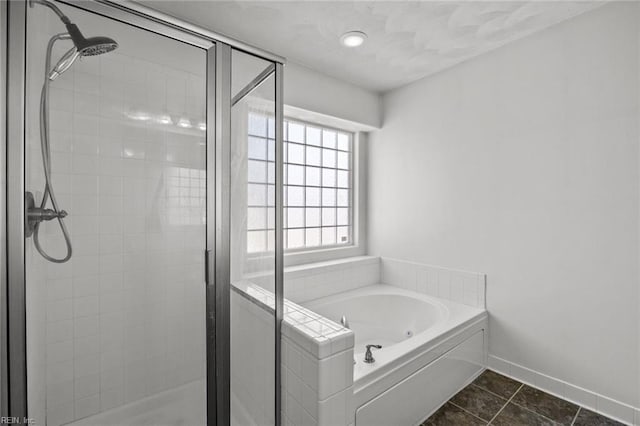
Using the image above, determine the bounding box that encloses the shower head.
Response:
[31,0,119,56]
[46,25,118,81]
[65,23,118,57]
[33,0,118,80]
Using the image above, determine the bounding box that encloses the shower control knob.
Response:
[29,207,67,221]
[24,191,69,237]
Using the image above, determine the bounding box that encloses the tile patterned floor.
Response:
[424,370,625,426]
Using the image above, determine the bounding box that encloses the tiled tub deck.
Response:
[424,370,623,426]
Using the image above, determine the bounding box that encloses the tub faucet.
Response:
[341,315,349,329]
[364,344,382,364]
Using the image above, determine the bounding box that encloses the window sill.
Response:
[284,243,365,267]
[284,255,378,278]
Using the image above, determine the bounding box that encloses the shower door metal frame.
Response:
[5,0,28,418]
[274,61,285,426]
[3,1,286,425]
[0,0,8,415]
[210,42,232,426]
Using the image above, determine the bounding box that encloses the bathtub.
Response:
[304,284,488,426]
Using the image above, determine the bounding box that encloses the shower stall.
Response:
[2,1,285,425]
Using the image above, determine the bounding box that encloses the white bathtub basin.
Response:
[304,291,446,350]
[303,284,486,387]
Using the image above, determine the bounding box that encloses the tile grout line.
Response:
[432,373,607,426]
[570,407,582,426]
[448,400,492,424]
[487,383,524,425]
[507,399,565,425]
[479,371,619,426]
[486,369,595,425]
[471,383,519,402]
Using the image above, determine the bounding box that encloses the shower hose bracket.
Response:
[25,191,68,238]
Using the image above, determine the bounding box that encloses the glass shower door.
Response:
[22,3,210,424]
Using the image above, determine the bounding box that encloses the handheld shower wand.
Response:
[48,46,80,81]
[27,0,118,263]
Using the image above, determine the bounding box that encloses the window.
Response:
[167,166,206,226]
[246,113,353,253]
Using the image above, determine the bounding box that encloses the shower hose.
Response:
[33,34,73,263]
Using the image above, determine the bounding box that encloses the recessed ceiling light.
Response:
[340,31,367,48]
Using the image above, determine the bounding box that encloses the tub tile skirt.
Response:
[423,370,624,426]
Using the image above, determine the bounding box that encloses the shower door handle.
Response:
[205,249,212,286]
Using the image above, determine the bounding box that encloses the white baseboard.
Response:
[488,354,638,425]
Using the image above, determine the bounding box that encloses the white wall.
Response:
[368,1,639,409]
[284,62,382,130]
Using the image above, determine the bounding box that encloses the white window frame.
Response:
[282,118,353,250]
[243,108,368,267]
[282,123,367,267]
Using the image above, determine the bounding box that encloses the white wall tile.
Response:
[47,299,73,322]
[100,389,124,412]
[283,256,380,304]
[380,257,486,308]
[74,394,100,420]
[75,353,100,378]
[47,278,73,301]
[280,308,354,426]
[46,341,73,365]
[74,295,98,318]
[437,269,451,300]
[46,402,74,426]
[47,360,74,386]
[73,255,100,277]
[74,374,99,400]
[318,387,351,426]
[74,334,99,359]
[46,380,74,407]
[74,315,99,339]
[46,320,73,344]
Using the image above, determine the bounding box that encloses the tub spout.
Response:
[364,344,382,364]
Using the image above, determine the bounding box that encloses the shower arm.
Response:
[29,0,72,24]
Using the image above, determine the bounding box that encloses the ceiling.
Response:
[139,1,605,93]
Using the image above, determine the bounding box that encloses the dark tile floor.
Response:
[424,370,625,426]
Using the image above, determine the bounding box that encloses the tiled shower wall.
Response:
[231,290,276,426]
[26,8,207,425]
